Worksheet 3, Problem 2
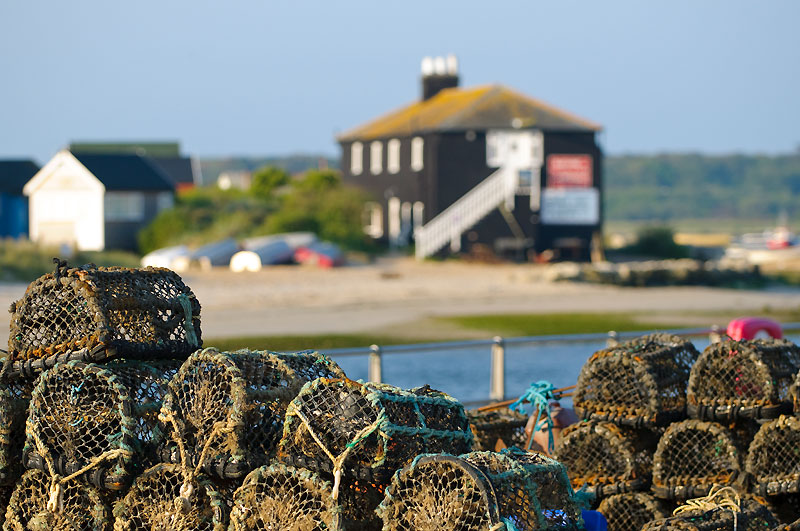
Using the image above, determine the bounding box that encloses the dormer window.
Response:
[387,139,401,174]
[411,137,424,171]
[370,141,383,175]
[350,142,363,175]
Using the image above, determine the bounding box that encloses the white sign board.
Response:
[486,130,543,169]
[540,187,600,225]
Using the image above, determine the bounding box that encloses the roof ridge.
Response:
[437,85,501,130]
[504,86,602,131]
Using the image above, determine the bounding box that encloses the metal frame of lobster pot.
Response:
[687,338,800,422]
[596,492,671,531]
[573,333,698,428]
[377,449,584,531]
[6,262,201,380]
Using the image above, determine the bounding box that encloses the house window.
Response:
[387,139,401,174]
[362,201,383,238]
[411,137,424,171]
[350,142,363,175]
[104,192,145,222]
[370,141,383,174]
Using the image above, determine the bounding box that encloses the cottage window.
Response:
[370,141,383,175]
[104,192,145,222]
[362,201,383,238]
[387,139,401,174]
[350,142,363,175]
[411,137,424,171]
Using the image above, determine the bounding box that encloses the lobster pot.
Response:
[7,264,201,379]
[24,360,178,491]
[377,449,583,531]
[467,408,529,451]
[159,348,346,479]
[687,339,800,421]
[0,486,10,526]
[574,333,698,427]
[0,380,32,485]
[765,494,800,526]
[554,420,658,500]
[652,420,743,500]
[792,371,800,416]
[279,379,473,486]
[230,463,341,531]
[112,463,227,531]
[746,415,800,496]
[3,468,111,531]
[596,493,671,531]
[641,498,778,531]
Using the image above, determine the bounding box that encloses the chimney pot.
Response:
[446,54,458,75]
[434,56,446,75]
[421,56,434,76]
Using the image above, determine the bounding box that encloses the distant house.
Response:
[337,56,603,261]
[0,160,39,239]
[24,150,175,251]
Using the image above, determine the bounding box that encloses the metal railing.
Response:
[324,323,800,405]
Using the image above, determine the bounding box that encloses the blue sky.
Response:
[1,1,798,163]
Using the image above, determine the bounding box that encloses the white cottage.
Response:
[24,150,175,251]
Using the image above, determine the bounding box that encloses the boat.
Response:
[294,241,345,268]
[724,225,800,264]
[230,232,317,272]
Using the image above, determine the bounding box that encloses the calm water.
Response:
[329,334,800,407]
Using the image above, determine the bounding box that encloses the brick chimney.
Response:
[421,55,459,101]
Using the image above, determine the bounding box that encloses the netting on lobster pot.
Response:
[3,468,111,531]
[574,333,698,428]
[554,420,658,500]
[24,359,179,492]
[641,497,778,531]
[746,415,800,496]
[652,420,743,500]
[229,463,341,531]
[596,493,671,531]
[687,339,800,422]
[467,408,529,451]
[0,379,32,485]
[0,486,11,526]
[279,379,473,487]
[158,348,346,480]
[6,262,201,379]
[377,449,584,531]
[112,463,227,531]
[792,371,800,417]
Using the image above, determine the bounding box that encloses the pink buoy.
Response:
[726,317,783,341]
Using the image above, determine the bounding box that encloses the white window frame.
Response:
[362,201,383,238]
[370,141,383,175]
[350,142,363,175]
[387,139,401,174]
[104,192,145,222]
[411,137,424,171]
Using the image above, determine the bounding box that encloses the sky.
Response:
[1,1,799,164]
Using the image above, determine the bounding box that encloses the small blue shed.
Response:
[0,160,39,238]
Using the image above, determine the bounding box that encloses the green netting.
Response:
[596,493,671,531]
[746,415,800,496]
[229,463,341,531]
[6,263,201,379]
[158,348,346,480]
[554,420,658,500]
[24,359,178,491]
[574,333,698,428]
[377,448,584,530]
[112,463,227,531]
[2,468,111,531]
[687,339,800,421]
[652,420,744,500]
[0,380,32,486]
[467,408,531,451]
[641,497,778,530]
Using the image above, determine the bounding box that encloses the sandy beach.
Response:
[2,257,799,347]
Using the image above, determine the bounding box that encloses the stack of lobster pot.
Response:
[560,333,698,515]
[1,262,201,530]
[466,407,530,451]
[651,338,800,523]
[641,497,779,531]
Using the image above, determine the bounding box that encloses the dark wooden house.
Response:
[336,56,603,261]
[0,160,39,239]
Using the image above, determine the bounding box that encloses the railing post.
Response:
[607,330,618,347]
[369,344,383,383]
[709,324,722,344]
[490,336,505,401]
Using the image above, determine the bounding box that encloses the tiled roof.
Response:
[73,153,174,191]
[337,84,601,142]
[0,160,40,194]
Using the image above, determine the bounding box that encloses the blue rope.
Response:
[501,517,521,531]
[509,380,556,453]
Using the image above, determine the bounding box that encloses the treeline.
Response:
[604,152,800,222]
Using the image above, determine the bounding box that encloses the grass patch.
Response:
[0,240,140,282]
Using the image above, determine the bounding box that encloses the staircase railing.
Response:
[415,167,515,259]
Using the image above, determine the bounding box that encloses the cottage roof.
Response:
[337,84,601,142]
[72,153,175,191]
[0,160,40,194]
[149,156,196,187]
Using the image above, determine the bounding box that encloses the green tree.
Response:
[249,165,290,200]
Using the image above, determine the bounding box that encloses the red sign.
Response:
[547,155,593,188]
